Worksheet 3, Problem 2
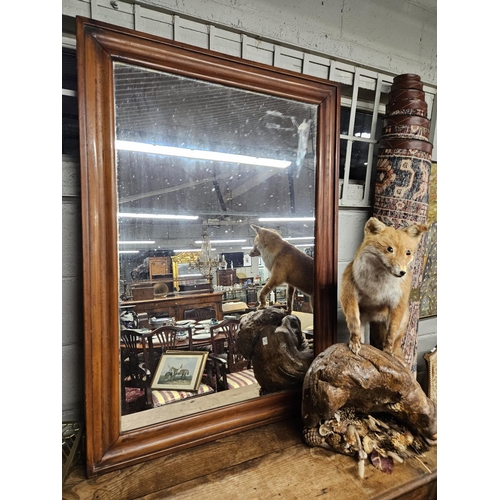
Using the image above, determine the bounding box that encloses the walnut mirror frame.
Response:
[77,17,339,476]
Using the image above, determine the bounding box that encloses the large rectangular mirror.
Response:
[77,17,339,475]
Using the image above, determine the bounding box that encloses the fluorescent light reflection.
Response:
[173,248,217,253]
[195,239,246,244]
[119,250,140,254]
[118,213,198,220]
[258,217,315,222]
[116,140,291,169]
[295,244,315,247]
[119,241,155,244]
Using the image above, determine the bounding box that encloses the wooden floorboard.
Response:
[63,418,437,500]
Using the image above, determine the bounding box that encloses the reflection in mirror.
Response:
[115,63,318,429]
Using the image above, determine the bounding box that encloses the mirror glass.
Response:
[115,63,318,430]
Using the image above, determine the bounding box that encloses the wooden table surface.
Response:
[63,417,437,500]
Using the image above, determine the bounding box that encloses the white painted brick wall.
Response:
[63,0,436,84]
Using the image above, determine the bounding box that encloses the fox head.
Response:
[360,217,428,278]
[249,224,282,257]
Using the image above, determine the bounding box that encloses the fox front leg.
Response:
[348,318,364,355]
[343,302,363,355]
[340,286,363,354]
[383,305,409,359]
[257,287,268,309]
[257,278,280,309]
[286,284,296,314]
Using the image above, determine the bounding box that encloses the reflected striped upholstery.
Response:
[126,371,256,408]
[225,369,257,390]
[151,383,214,406]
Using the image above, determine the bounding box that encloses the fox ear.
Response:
[250,224,261,234]
[405,224,428,238]
[365,217,386,235]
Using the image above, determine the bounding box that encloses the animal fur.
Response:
[249,225,314,313]
[340,217,427,359]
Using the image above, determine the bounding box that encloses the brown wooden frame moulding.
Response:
[77,16,340,476]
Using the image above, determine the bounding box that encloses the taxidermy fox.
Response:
[340,217,428,359]
[249,224,314,313]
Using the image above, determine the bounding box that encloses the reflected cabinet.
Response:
[77,16,339,475]
[217,269,237,286]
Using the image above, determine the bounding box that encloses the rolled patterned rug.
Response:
[382,115,431,142]
[386,74,428,118]
[372,73,433,374]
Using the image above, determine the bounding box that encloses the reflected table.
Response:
[122,322,227,351]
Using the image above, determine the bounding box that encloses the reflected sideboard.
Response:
[120,292,224,321]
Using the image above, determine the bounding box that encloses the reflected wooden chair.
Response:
[209,319,257,392]
[183,307,216,322]
[209,318,239,355]
[120,329,154,413]
[143,326,177,371]
[150,326,177,349]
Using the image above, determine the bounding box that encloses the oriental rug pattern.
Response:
[373,150,432,373]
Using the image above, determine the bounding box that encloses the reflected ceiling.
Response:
[114,63,318,255]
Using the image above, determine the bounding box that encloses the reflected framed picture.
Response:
[151,351,208,391]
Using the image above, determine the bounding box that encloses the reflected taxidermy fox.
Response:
[249,225,314,313]
[340,217,427,359]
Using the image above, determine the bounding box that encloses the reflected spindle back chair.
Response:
[150,324,194,356]
[209,318,240,355]
[120,329,154,412]
[209,319,257,391]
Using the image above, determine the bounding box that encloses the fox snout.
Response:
[249,245,261,257]
[391,267,406,278]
